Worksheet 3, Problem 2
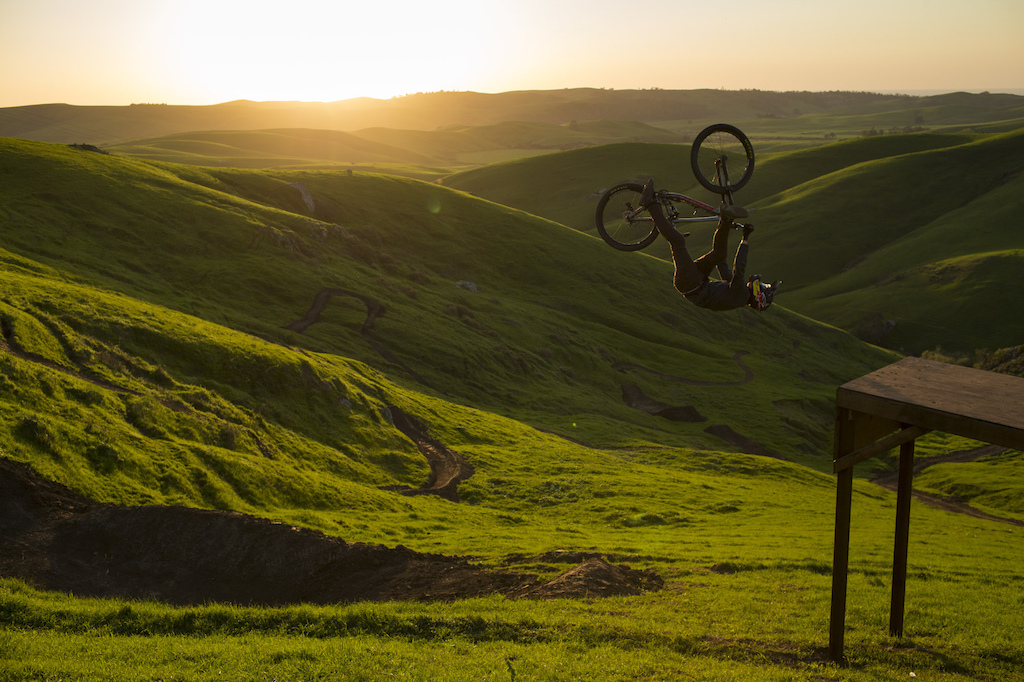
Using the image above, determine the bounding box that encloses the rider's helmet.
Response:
[748,275,779,311]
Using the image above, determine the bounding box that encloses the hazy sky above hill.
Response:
[2,0,1022,107]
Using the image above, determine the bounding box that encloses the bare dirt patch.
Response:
[703,424,784,460]
[0,458,662,605]
[518,557,664,598]
[620,383,706,422]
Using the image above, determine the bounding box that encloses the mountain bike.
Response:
[595,123,754,251]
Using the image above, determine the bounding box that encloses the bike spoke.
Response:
[690,124,755,195]
[596,183,659,250]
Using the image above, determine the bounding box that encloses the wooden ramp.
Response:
[829,356,1024,662]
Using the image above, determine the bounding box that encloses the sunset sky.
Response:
[2,0,1022,107]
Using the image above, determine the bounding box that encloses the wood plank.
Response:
[837,357,1024,449]
[833,408,901,456]
[833,425,930,473]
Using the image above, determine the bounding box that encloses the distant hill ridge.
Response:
[0,89,937,145]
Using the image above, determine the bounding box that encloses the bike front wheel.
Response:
[690,124,755,195]
[595,182,659,251]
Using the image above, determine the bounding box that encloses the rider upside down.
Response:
[641,180,780,312]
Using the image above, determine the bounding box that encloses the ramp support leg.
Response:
[890,439,915,637]
[829,466,853,662]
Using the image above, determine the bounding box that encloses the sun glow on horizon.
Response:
[1,0,1022,107]
[153,0,529,104]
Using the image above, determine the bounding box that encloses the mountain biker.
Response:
[641,180,778,312]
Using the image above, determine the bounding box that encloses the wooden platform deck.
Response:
[837,356,1024,452]
[828,356,1024,661]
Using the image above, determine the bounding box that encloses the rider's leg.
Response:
[728,234,753,299]
[641,180,705,295]
[692,218,732,278]
[714,225,754,284]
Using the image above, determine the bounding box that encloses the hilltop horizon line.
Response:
[4,85,1024,110]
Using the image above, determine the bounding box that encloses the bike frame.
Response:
[661,156,737,224]
[657,190,721,226]
[594,123,753,252]
[616,190,720,228]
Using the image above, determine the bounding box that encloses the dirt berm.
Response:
[0,458,661,605]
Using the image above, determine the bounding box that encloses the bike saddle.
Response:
[719,204,749,221]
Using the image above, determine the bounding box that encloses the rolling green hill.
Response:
[441,131,1000,242]
[1,136,886,466]
[446,127,1024,355]
[445,142,701,236]
[3,136,1024,680]
[752,128,1024,353]
[106,120,683,173]
[107,128,443,170]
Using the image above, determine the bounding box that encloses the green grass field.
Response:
[2,117,1024,680]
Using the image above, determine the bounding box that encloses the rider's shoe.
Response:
[641,179,657,208]
[720,203,749,222]
[641,179,686,243]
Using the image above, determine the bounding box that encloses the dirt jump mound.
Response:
[0,459,662,606]
[519,557,664,599]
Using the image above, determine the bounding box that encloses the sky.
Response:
[1,0,1022,107]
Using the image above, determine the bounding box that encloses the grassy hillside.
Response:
[107,128,444,171]
[107,121,682,174]
[1,136,892,465]
[446,127,1024,355]
[3,137,1023,680]
[445,142,702,236]
[753,128,1024,353]
[442,131,998,241]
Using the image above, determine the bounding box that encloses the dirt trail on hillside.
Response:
[870,445,1023,527]
[0,458,662,605]
[286,288,430,386]
[381,406,475,502]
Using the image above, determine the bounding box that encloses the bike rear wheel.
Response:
[690,124,755,195]
[595,182,659,251]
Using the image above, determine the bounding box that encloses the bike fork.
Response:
[715,158,735,205]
